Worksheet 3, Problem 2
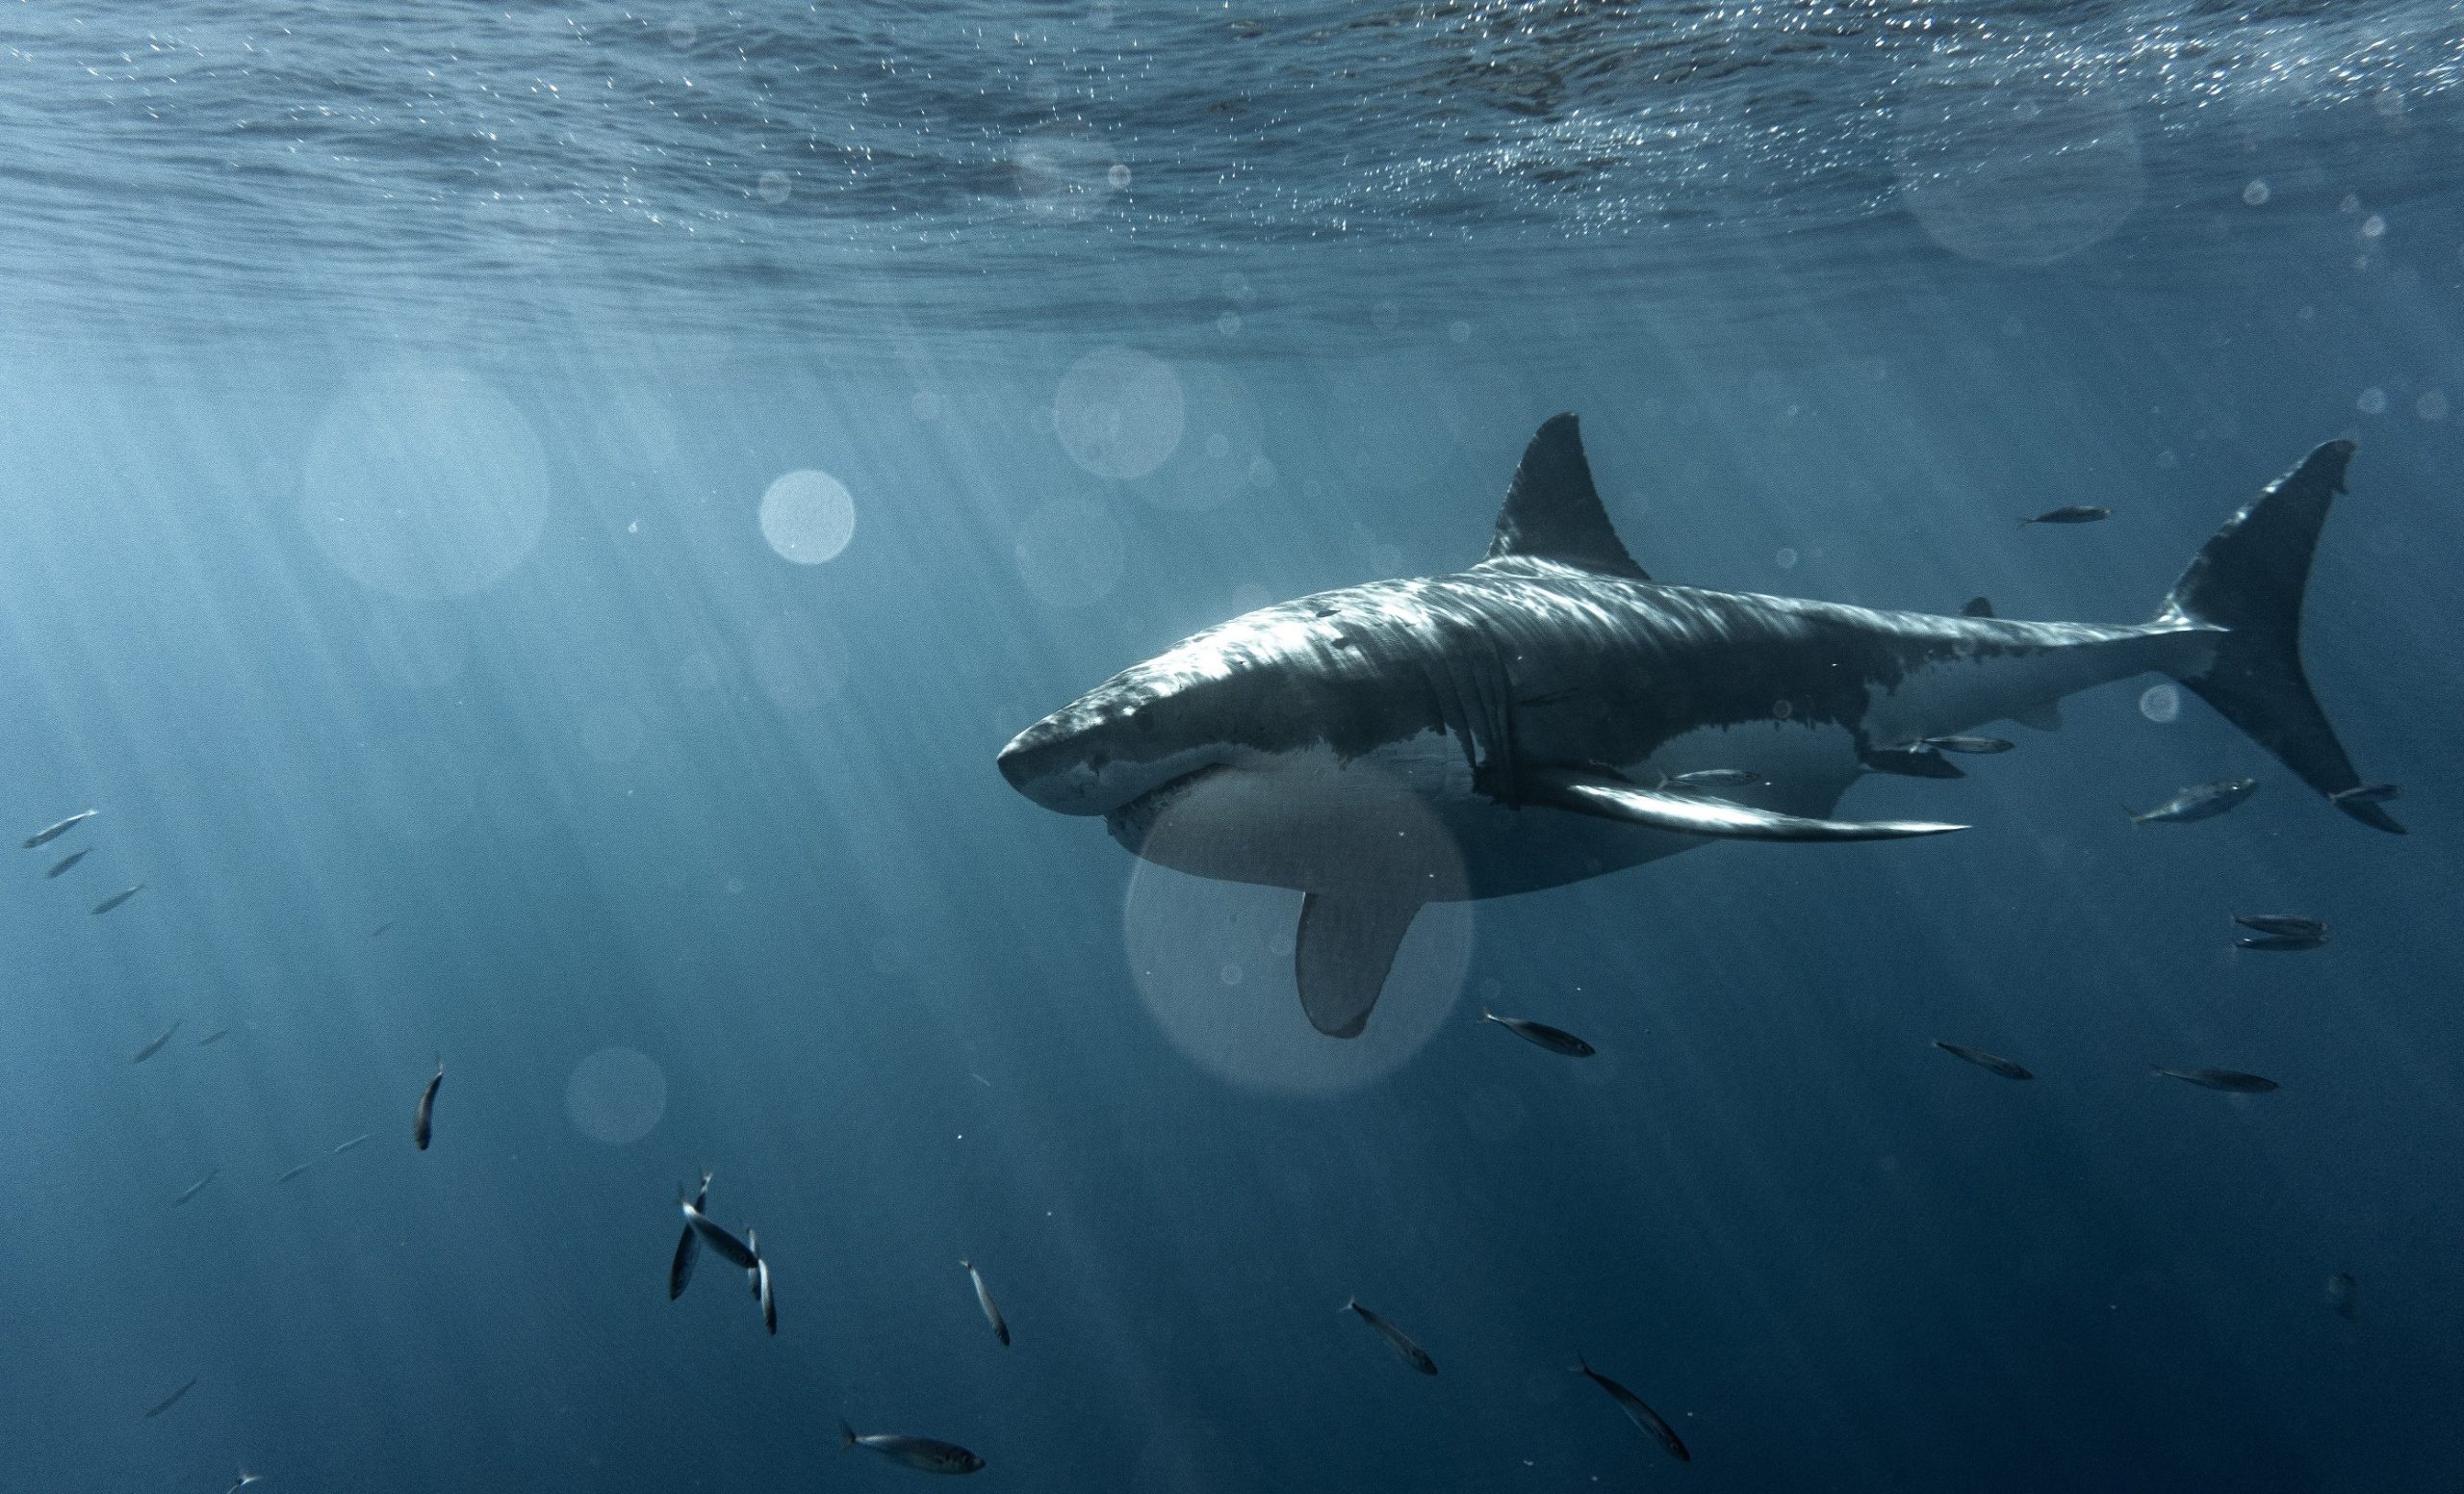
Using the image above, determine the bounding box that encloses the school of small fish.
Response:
[32,698,2382,1483]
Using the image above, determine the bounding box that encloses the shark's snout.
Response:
[996,714,1112,815]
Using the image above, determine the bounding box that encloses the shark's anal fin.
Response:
[1295,890,1422,1039]
[1484,414,1649,580]
[1527,769,1967,842]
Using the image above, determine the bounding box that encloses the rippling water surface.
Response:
[6,5,2463,1493]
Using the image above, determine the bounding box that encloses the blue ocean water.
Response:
[3,3,2459,1489]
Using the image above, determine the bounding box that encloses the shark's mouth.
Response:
[1102,762,1230,852]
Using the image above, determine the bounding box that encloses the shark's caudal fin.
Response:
[1484,415,1650,580]
[2158,440,2401,834]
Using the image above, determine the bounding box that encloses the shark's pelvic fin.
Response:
[1527,769,1967,841]
[1484,414,1649,580]
[1296,889,1422,1039]
[2158,440,2401,833]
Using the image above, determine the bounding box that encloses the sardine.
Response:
[370,920,395,938]
[753,1249,776,1336]
[2236,932,2327,952]
[670,1172,712,1301]
[172,1169,219,1207]
[2233,914,2326,940]
[2153,1067,2279,1094]
[332,1134,370,1155]
[1344,1297,1437,1376]
[1930,1040,2033,1081]
[2020,504,2111,526]
[142,1376,197,1419]
[413,1059,442,1150]
[839,1421,986,1475]
[2127,778,2258,825]
[196,1028,229,1046]
[132,1018,183,1065]
[1479,1008,1596,1058]
[1573,1353,1691,1463]
[23,810,96,849]
[684,1199,758,1270]
[227,1468,264,1492]
[2330,783,2400,806]
[276,1161,316,1184]
[1914,734,2015,755]
[90,884,146,915]
[962,1259,1011,1347]
[2325,1272,2357,1321]
[44,848,88,878]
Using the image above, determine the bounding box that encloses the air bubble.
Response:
[2360,214,2386,240]
[757,170,791,204]
[2242,179,2271,207]
[1107,163,1132,190]
[2356,387,2388,416]
[2139,683,2180,724]
[665,17,695,49]
[1775,547,1799,570]
[1448,321,1472,344]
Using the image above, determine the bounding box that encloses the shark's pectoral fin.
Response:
[1295,890,1421,1038]
[1527,769,1967,842]
[2012,702,2063,732]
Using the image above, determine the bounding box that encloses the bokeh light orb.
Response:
[301,365,550,600]
[758,469,857,564]
[564,1046,667,1146]
[1054,348,1185,479]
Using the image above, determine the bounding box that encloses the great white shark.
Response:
[998,415,2398,1039]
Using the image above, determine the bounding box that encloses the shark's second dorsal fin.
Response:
[1484,414,1649,580]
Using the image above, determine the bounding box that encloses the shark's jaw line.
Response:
[1000,414,2394,1039]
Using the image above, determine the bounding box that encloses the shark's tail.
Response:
[2157,440,2401,834]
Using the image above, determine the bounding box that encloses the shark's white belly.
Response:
[1113,716,1877,901]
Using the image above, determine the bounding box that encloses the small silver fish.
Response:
[2330,783,2400,806]
[741,1227,778,1334]
[2236,932,2327,952]
[1931,1040,2033,1081]
[840,1421,985,1475]
[1573,1353,1691,1463]
[1479,1008,1596,1058]
[1344,1297,1437,1376]
[132,1018,183,1065]
[1670,768,1760,788]
[196,1028,229,1046]
[276,1161,316,1185]
[142,1376,198,1419]
[370,920,395,938]
[23,809,96,848]
[684,1198,758,1270]
[90,883,146,915]
[45,848,88,878]
[413,1059,442,1150]
[670,1172,712,1301]
[227,1467,265,1492]
[962,1259,1011,1347]
[2020,504,2111,526]
[172,1170,219,1207]
[1915,734,2015,755]
[2153,1067,2279,1094]
[2325,1271,2357,1321]
[2233,914,2326,940]
[332,1133,370,1155]
[2128,778,2258,826]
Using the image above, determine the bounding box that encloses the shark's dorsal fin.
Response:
[1484,414,1649,580]
[1962,596,1995,618]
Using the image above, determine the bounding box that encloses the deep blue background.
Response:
[2,6,2459,1492]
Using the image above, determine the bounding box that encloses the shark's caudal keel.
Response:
[998,416,2397,1038]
